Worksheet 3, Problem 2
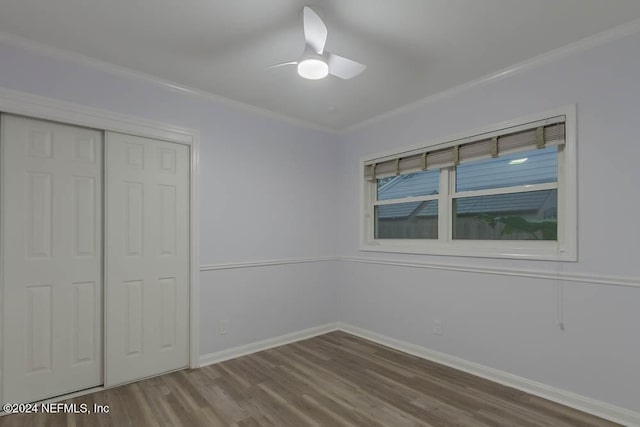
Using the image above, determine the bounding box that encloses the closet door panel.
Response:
[105,132,189,386]
[2,115,103,404]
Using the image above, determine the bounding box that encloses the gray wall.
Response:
[0,39,340,356]
[337,30,640,412]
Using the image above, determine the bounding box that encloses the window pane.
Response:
[456,147,557,192]
[375,200,438,239]
[377,169,439,201]
[453,190,557,240]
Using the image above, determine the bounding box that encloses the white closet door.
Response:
[105,132,189,386]
[1,115,103,403]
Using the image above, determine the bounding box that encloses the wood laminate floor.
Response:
[0,331,618,427]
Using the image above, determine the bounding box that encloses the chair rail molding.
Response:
[200,256,337,271]
[199,256,639,288]
[339,257,640,288]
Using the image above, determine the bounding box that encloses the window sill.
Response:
[360,240,576,261]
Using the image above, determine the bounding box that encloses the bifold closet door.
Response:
[1,114,103,404]
[105,132,189,386]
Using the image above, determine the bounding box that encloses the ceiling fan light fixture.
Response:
[297,58,329,80]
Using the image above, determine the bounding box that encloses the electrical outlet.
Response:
[219,320,229,335]
[433,319,443,336]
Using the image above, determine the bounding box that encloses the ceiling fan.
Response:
[270,6,366,80]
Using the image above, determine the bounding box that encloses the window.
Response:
[375,169,439,239]
[362,107,577,260]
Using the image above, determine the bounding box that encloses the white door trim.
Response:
[0,86,201,405]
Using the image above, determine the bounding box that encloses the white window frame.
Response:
[360,105,577,261]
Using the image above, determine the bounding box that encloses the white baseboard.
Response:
[338,322,640,427]
[197,321,638,426]
[198,322,340,367]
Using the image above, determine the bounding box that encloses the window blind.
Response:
[365,117,565,180]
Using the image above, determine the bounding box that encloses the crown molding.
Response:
[3,16,639,136]
[0,32,337,135]
[343,17,640,134]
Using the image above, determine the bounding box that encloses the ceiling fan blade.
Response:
[327,53,366,79]
[303,6,327,54]
[268,61,297,69]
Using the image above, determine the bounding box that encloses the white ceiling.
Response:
[1,1,640,130]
